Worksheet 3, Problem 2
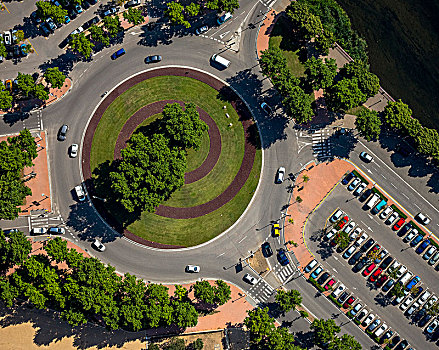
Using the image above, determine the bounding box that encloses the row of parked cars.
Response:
[0,30,29,62]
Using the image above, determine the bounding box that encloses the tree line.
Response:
[0,232,231,331]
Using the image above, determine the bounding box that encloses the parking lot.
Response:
[305,179,439,349]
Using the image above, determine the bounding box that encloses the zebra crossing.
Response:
[312,128,332,160]
[273,262,296,284]
[247,278,275,304]
[30,214,63,230]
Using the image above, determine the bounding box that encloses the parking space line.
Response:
[26,39,38,55]
[1,1,10,13]
[390,183,397,188]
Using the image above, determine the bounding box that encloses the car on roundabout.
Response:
[359,151,373,162]
[275,167,285,184]
[92,239,106,252]
[145,55,162,63]
[185,265,200,273]
[70,144,78,157]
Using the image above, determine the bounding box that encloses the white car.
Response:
[395,265,407,279]
[330,209,343,223]
[243,273,258,285]
[374,323,388,337]
[70,27,84,36]
[275,167,285,184]
[416,212,431,225]
[70,144,78,158]
[349,227,362,241]
[195,25,209,35]
[350,302,363,316]
[379,207,393,220]
[400,296,414,311]
[48,227,65,234]
[385,213,398,225]
[355,232,368,246]
[324,228,337,241]
[343,221,356,234]
[419,290,432,304]
[425,295,438,309]
[185,265,200,273]
[353,182,367,196]
[32,227,47,235]
[331,283,345,298]
[3,31,11,45]
[360,151,373,162]
[75,185,86,201]
[92,239,106,252]
[343,245,356,259]
[362,313,375,327]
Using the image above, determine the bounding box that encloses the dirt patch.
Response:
[247,249,269,275]
[153,331,224,349]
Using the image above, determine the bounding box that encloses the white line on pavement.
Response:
[391,183,397,188]
[238,235,247,243]
[217,252,225,258]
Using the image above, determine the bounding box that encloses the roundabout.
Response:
[81,67,262,248]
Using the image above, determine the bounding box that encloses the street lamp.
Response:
[92,195,107,203]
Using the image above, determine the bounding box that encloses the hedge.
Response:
[353,318,361,325]
[329,295,343,308]
[371,187,387,201]
[352,169,369,185]
[410,220,425,236]
[390,204,407,219]
[308,277,326,293]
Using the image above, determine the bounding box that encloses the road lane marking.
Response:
[391,183,397,188]
[216,252,225,258]
[414,203,421,210]
[402,193,409,199]
[238,235,247,243]
[381,174,386,179]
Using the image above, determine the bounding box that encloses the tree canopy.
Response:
[275,289,302,315]
[355,108,381,141]
[89,25,110,46]
[103,16,122,37]
[310,318,341,347]
[206,0,240,14]
[44,67,66,89]
[123,7,144,26]
[69,33,94,58]
[304,57,337,90]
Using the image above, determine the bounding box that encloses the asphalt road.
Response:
[1,0,439,349]
[305,183,438,350]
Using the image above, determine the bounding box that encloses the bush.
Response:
[308,277,325,292]
[390,204,407,219]
[328,295,342,308]
[352,170,369,185]
[409,221,425,236]
[371,187,387,201]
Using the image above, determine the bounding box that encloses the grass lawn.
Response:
[90,75,261,246]
[269,16,306,78]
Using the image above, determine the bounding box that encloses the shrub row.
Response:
[390,204,407,219]
[352,169,369,185]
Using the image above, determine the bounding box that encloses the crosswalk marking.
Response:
[312,128,332,160]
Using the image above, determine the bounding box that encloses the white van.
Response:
[399,271,413,285]
[365,193,380,210]
[211,54,230,68]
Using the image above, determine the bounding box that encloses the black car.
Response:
[382,279,394,292]
[381,330,394,343]
[58,124,68,141]
[40,23,51,36]
[418,314,432,328]
[348,251,363,265]
[359,188,373,202]
[395,340,408,350]
[261,242,273,257]
[389,335,400,348]
[88,0,97,4]
[338,291,349,303]
[380,255,393,269]
[412,308,426,323]
[342,172,355,185]
[30,11,42,24]
[353,257,369,273]
[317,272,330,285]
[360,238,375,252]
[83,16,100,29]
[12,45,21,58]
[397,223,412,237]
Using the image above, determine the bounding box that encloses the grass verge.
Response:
[308,277,326,293]
[390,204,407,219]
[371,187,388,201]
[352,169,369,185]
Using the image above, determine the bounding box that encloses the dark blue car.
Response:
[410,234,423,247]
[342,172,355,185]
[398,223,412,237]
[416,240,430,254]
[278,248,290,266]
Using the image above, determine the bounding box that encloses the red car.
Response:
[336,216,349,230]
[324,278,336,291]
[393,218,406,231]
[362,263,376,276]
[343,296,356,309]
[376,274,388,288]
[369,267,383,282]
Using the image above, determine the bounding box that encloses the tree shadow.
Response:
[38,51,79,76]
[315,241,335,261]
[2,112,30,126]
[330,129,359,160]
[293,330,315,349]
[374,293,391,308]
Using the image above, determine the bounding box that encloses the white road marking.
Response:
[391,183,397,188]
[219,30,230,39]
[414,203,421,210]
[402,193,409,199]
[381,174,386,179]
[217,252,225,258]
[238,235,247,243]
[332,268,338,273]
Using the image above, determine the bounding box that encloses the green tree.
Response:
[109,132,186,213]
[0,277,19,307]
[0,230,32,271]
[89,24,110,46]
[305,57,338,90]
[0,37,6,59]
[296,196,303,203]
[0,89,13,111]
[382,99,412,132]
[334,231,350,250]
[173,285,188,302]
[259,47,289,80]
[165,2,190,28]
[389,282,405,298]
[14,30,25,44]
[69,33,95,58]
[266,326,301,350]
[355,108,381,141]
[191,338,204,350]
[214,280,231,305]
[43,67,66,89]
[185,3,200,16]
[326,78,366,111]
[328,334,362,350]
[275,289,302,315]
[51,6,68,24]
[162,102,208,151]
[283,86,314,124]
[36,1,54,20]
[342,60,379,98]
[427,302,439,316]
[193,280,216,304]
[165,338,185,350]
[310,318,341,347]
[244,307,275,344]
[44,237,69,263]
[286,2,324,42]
[299,310,309,319]
[16,72,35,97]
[33,83,49,101]
[123,7,144,25]
[0,172,31,220]
[415,127,439,159]
[8,129,38,167]
[103,16,122,37]
[172,301,198,328]
[206,0,240,14]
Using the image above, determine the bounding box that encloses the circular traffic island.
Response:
[82,67,262,248]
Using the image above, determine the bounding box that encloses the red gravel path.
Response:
[81,67,257,248]
[114,100,221,185]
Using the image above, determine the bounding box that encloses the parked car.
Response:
[31,227,47,235]
[243,273,258,285]
[103,7,117,16]
[261,242,273,257]
[217,12,232,25]
[419,314,432,328]
[380,255,393,269]
[272,223,280,236]
[343,221,356,234]
[360,151,373,162]
[429,251,439,265]
[92,239,106,251]
[30,11,42,24]
[185,265,200,273]
[363,263,376,277]
[336,216,349,230]
[348,178,360,191]
[376,274,388,288]
[356,309,369,322]
[330,209,343,223]
[355,232,368,247]
[367,318,381,332]
[416,212,431,225]
[324,228,337,241]
[343,245,356,259]
[397,222,412,237]
[349,302,363,317]
[425,318,438,336]
[331,283,345,298]
[419,290,432,304]
[48,227,65,234]
[406,301,420,317]
[342,171,355,185]
[353,182,366,196]
[125,0,141,7]
[382,279,395,292]
[369,267,383,282]
[3,31,12,45]
[400,296,414,311]
[393,289,409,305]
[277,248,289,266]
[324,278,336,291]
[403,230,416,243]
[145,55,162,63]
[359,188,372,202]
[46,18,57,32]
[74,185,86,201]
[343,296,356,309]
[275,167,285,184]
[353,257,369,273]
[348,251,363,265]
[360,238,375,252]
[385,212,399,225]
[413,308,427,324]
[393,218,406,231]
[304,259,318,273]
[40,23,51,36]
[317,272,330,285]
[310,266,323,279]
[406,276,420,290]
[260,102,273,114]
[362,313,375,327]
[416,239,430,254]
[349,227,362,241]
[380,206,393,219]
[423,246,436,260]
[395,340,409,349]
[410,234,423,247]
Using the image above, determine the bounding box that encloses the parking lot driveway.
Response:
[305,184,438,350]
